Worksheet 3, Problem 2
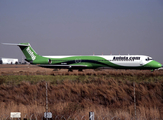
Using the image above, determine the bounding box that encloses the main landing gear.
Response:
[68,69,83,72]
[68,69,73,72]
[78,69,83,72]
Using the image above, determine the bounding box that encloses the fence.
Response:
[0,113,162,120]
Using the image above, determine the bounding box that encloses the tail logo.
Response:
[26,47,36,60]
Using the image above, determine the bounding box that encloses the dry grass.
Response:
[0,65,163,119]
[0,79,163,119]
[0,102,161,119]
[1,64,163,76]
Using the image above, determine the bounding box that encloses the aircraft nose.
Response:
[146,60,162,69]
[153,61,162,68]
[158,62,162,68]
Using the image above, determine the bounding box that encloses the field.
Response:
[0,64,163,119]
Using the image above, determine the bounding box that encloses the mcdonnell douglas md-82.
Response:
[3,43,162,71]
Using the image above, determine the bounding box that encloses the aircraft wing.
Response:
[39,64,87,69]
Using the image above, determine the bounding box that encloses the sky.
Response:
[0,0,163,63]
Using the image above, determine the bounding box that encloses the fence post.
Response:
[134,82,137,120]
[89,112,94,120]
[46,82,48,120]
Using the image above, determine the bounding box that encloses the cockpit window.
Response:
[146,57,153,61]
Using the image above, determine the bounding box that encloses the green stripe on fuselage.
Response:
[33,56,110,68]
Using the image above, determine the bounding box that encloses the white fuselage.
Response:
[43,55,152,67]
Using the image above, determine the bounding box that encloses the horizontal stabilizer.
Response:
[2,43,29,46]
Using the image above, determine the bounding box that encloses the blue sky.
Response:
[0,0,163,63]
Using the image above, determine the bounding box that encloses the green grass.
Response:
[0,74,163,85]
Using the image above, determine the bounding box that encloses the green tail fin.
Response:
[18,43,38,61]
[2,43,39,62]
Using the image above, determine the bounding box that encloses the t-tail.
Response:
[2,43,40,63]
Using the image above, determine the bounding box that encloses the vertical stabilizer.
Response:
[2,43,39,62]
[18,43,37,61]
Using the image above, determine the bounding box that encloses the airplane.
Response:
[3,43,162,71]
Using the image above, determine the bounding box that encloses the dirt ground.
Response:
[0,64,93,75]
[0,64,53,75]
[1,64,163,76]
[0,64,53,72]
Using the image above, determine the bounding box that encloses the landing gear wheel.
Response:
[78,69,83,72]
[68,69,73,72]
